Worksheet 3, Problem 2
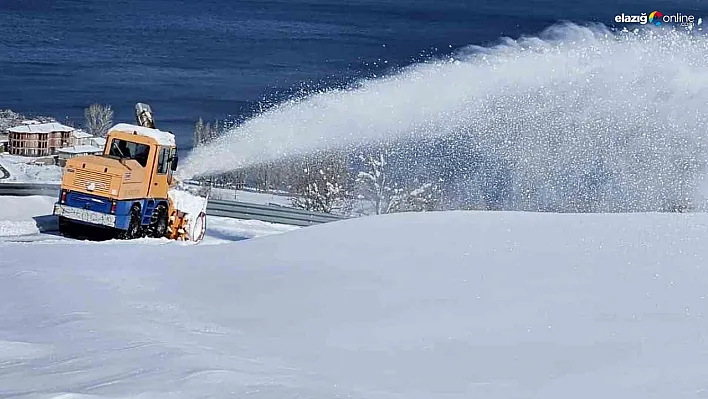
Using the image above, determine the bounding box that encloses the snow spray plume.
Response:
[179,23,708,212]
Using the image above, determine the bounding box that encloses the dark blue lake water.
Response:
[1,0,706,149]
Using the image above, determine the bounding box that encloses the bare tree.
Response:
[355,150,441,215]
[84,104,113,137]
[211,120,221,142]
[291,151,351,214]
[194,117,205,147]
[254,163,271,191]
[203,122,212,145]
[387,181,442,213]
[356,151,391,215]
[193,118,223,147]
[0,109,24,131]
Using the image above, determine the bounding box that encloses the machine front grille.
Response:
[74,169,112,195]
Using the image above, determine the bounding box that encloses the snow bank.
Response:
[0,195,58,237]
[0,220,42,236]
[0,195,56,220]
[14,162,63,183]
[1,211,707,397]
[203,216,298,243]
[0,154,63,183]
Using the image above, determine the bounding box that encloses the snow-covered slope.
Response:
[1,211,707,398]
[0,154,63,183]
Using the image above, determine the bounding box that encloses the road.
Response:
[0,162,9,179]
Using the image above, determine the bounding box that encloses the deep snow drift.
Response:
[180,24,708,211]
[1,210,707,398]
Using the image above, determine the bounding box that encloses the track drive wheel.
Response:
[57,216,76,238]
[149,204,169,238]
[119,204,144,239]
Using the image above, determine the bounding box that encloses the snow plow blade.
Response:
[167,183,210,243]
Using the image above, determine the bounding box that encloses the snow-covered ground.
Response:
[0,154,63,183]
[0,195,298,245]
[204,216,298,243]
[1,206,707,398]
[0,195,58,237]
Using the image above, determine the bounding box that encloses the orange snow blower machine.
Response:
[53,103,209,242]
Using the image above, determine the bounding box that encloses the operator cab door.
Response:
[149,146,171,199]
[167,147,176,182]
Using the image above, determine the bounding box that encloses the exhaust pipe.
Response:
[135,103,155,128]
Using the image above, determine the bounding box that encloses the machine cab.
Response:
[100,123,178,200]
[59,123,177,202]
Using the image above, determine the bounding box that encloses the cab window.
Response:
[109,139,150,167]
[157,148,169,174]
[169,147,178,173]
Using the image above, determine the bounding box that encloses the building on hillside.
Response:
[56,145,104,167]
[19,119,40,126]
[71,130,93,146]
[7,122,75,157]
[0,134,7,153]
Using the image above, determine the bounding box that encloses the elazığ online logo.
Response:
[648,11,663,25]
[615,11,701,26]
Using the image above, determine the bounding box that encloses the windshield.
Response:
[109,139,150,167]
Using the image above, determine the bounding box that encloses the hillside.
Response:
[1,210,707,398]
